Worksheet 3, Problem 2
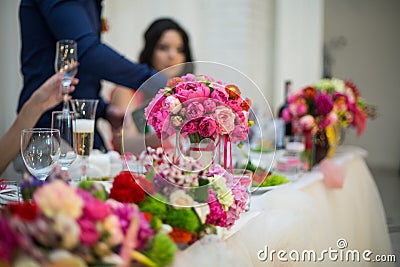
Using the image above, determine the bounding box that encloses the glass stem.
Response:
[81,156,89,181]
[62,85,70,112]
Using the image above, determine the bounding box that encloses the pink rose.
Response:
[230,125,248,143]
[214,106,236,134]
[299,115,316,130]
[175,82,210,102]
[162,95,181,113]
[186,101,205,120]
[199,117,217,137]
[203,99,217,113]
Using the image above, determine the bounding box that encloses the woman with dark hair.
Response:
[107,17,194,153]
[138,17,194,77]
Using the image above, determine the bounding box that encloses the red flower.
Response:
[303,86,315,99]
[109,171,146,204]
[7,202,39,221]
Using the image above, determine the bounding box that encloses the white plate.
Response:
[251,181,291,194]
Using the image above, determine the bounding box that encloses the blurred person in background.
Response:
[18,0,166,152]
[109,17,194,155]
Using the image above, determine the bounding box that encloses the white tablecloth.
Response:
[173,147,394,266]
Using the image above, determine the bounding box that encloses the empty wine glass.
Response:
[51,111,77,178]
[70,99,98,181]
[55,39,78,111]
[21,128,61,181]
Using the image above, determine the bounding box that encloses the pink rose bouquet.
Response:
[145,74,252,144]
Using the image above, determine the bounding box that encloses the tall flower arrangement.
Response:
[145,73,252,144]
[281,78,376,136]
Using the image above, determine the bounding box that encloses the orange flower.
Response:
[169,227,193,243]
[166,77,184,88]
[241,97,252,111]
[225,84,241,100]
[303,86,315,98]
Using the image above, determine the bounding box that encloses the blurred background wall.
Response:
[1,0,399,178]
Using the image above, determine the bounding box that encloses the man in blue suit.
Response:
[18,0,166,151]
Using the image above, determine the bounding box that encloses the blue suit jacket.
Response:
[18,0,165,150]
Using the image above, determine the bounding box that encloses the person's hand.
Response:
[30,72,79,112]
[105,104,126,130]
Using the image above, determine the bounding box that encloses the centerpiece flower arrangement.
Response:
[281,78,376,165]
[109,147,249,246]
[144,73,252,168]
[0,178,177,267]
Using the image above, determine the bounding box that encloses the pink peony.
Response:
[211,85,229,103]
[186,101,205,120]
[230,125,248,143]
[198,117,217,137]
[162,95,181,113]
[181,119,200,136]
[175,82,210,102]
[77,190,110,221]
[315,93,333,116]
[203,99,217,113]
[214,106,236,134]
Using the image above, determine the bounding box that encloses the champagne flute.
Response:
[55,39,78,112]
[21,128,61,181]
[70,99,98,181]
[51,111,77,179]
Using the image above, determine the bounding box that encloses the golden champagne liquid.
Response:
[73,119,94,157]
[74,131,94,157]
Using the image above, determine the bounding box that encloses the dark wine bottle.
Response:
[277,80,292,136]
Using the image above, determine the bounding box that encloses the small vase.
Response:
[189,139,216,168]
[303,128,330,170]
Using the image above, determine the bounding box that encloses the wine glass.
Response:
[21,128,61,181]
[51,111,77,178]
[55,39,78,111]
[70,99,98,181]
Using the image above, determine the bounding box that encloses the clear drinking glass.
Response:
[51,111,77,176]
[55,39,78,111]
[21,128,61,181]
[70,99,98,181]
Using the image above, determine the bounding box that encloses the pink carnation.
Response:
[205,190,227,227]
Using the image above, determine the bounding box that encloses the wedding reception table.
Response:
[173,146,395,267]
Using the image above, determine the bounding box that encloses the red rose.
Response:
[8,202,39,221]
[109,171,146,204]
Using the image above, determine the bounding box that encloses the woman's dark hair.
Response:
[139,18,194,75]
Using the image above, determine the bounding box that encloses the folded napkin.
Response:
[0,184,20,206]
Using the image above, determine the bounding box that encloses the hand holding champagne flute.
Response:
[55,39,78,111]
[70,99,98,181]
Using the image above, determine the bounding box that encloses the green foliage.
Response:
[145,233,177,267]
[258,173,289,187]
[138,194,168,220]
[164,208,201,233]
